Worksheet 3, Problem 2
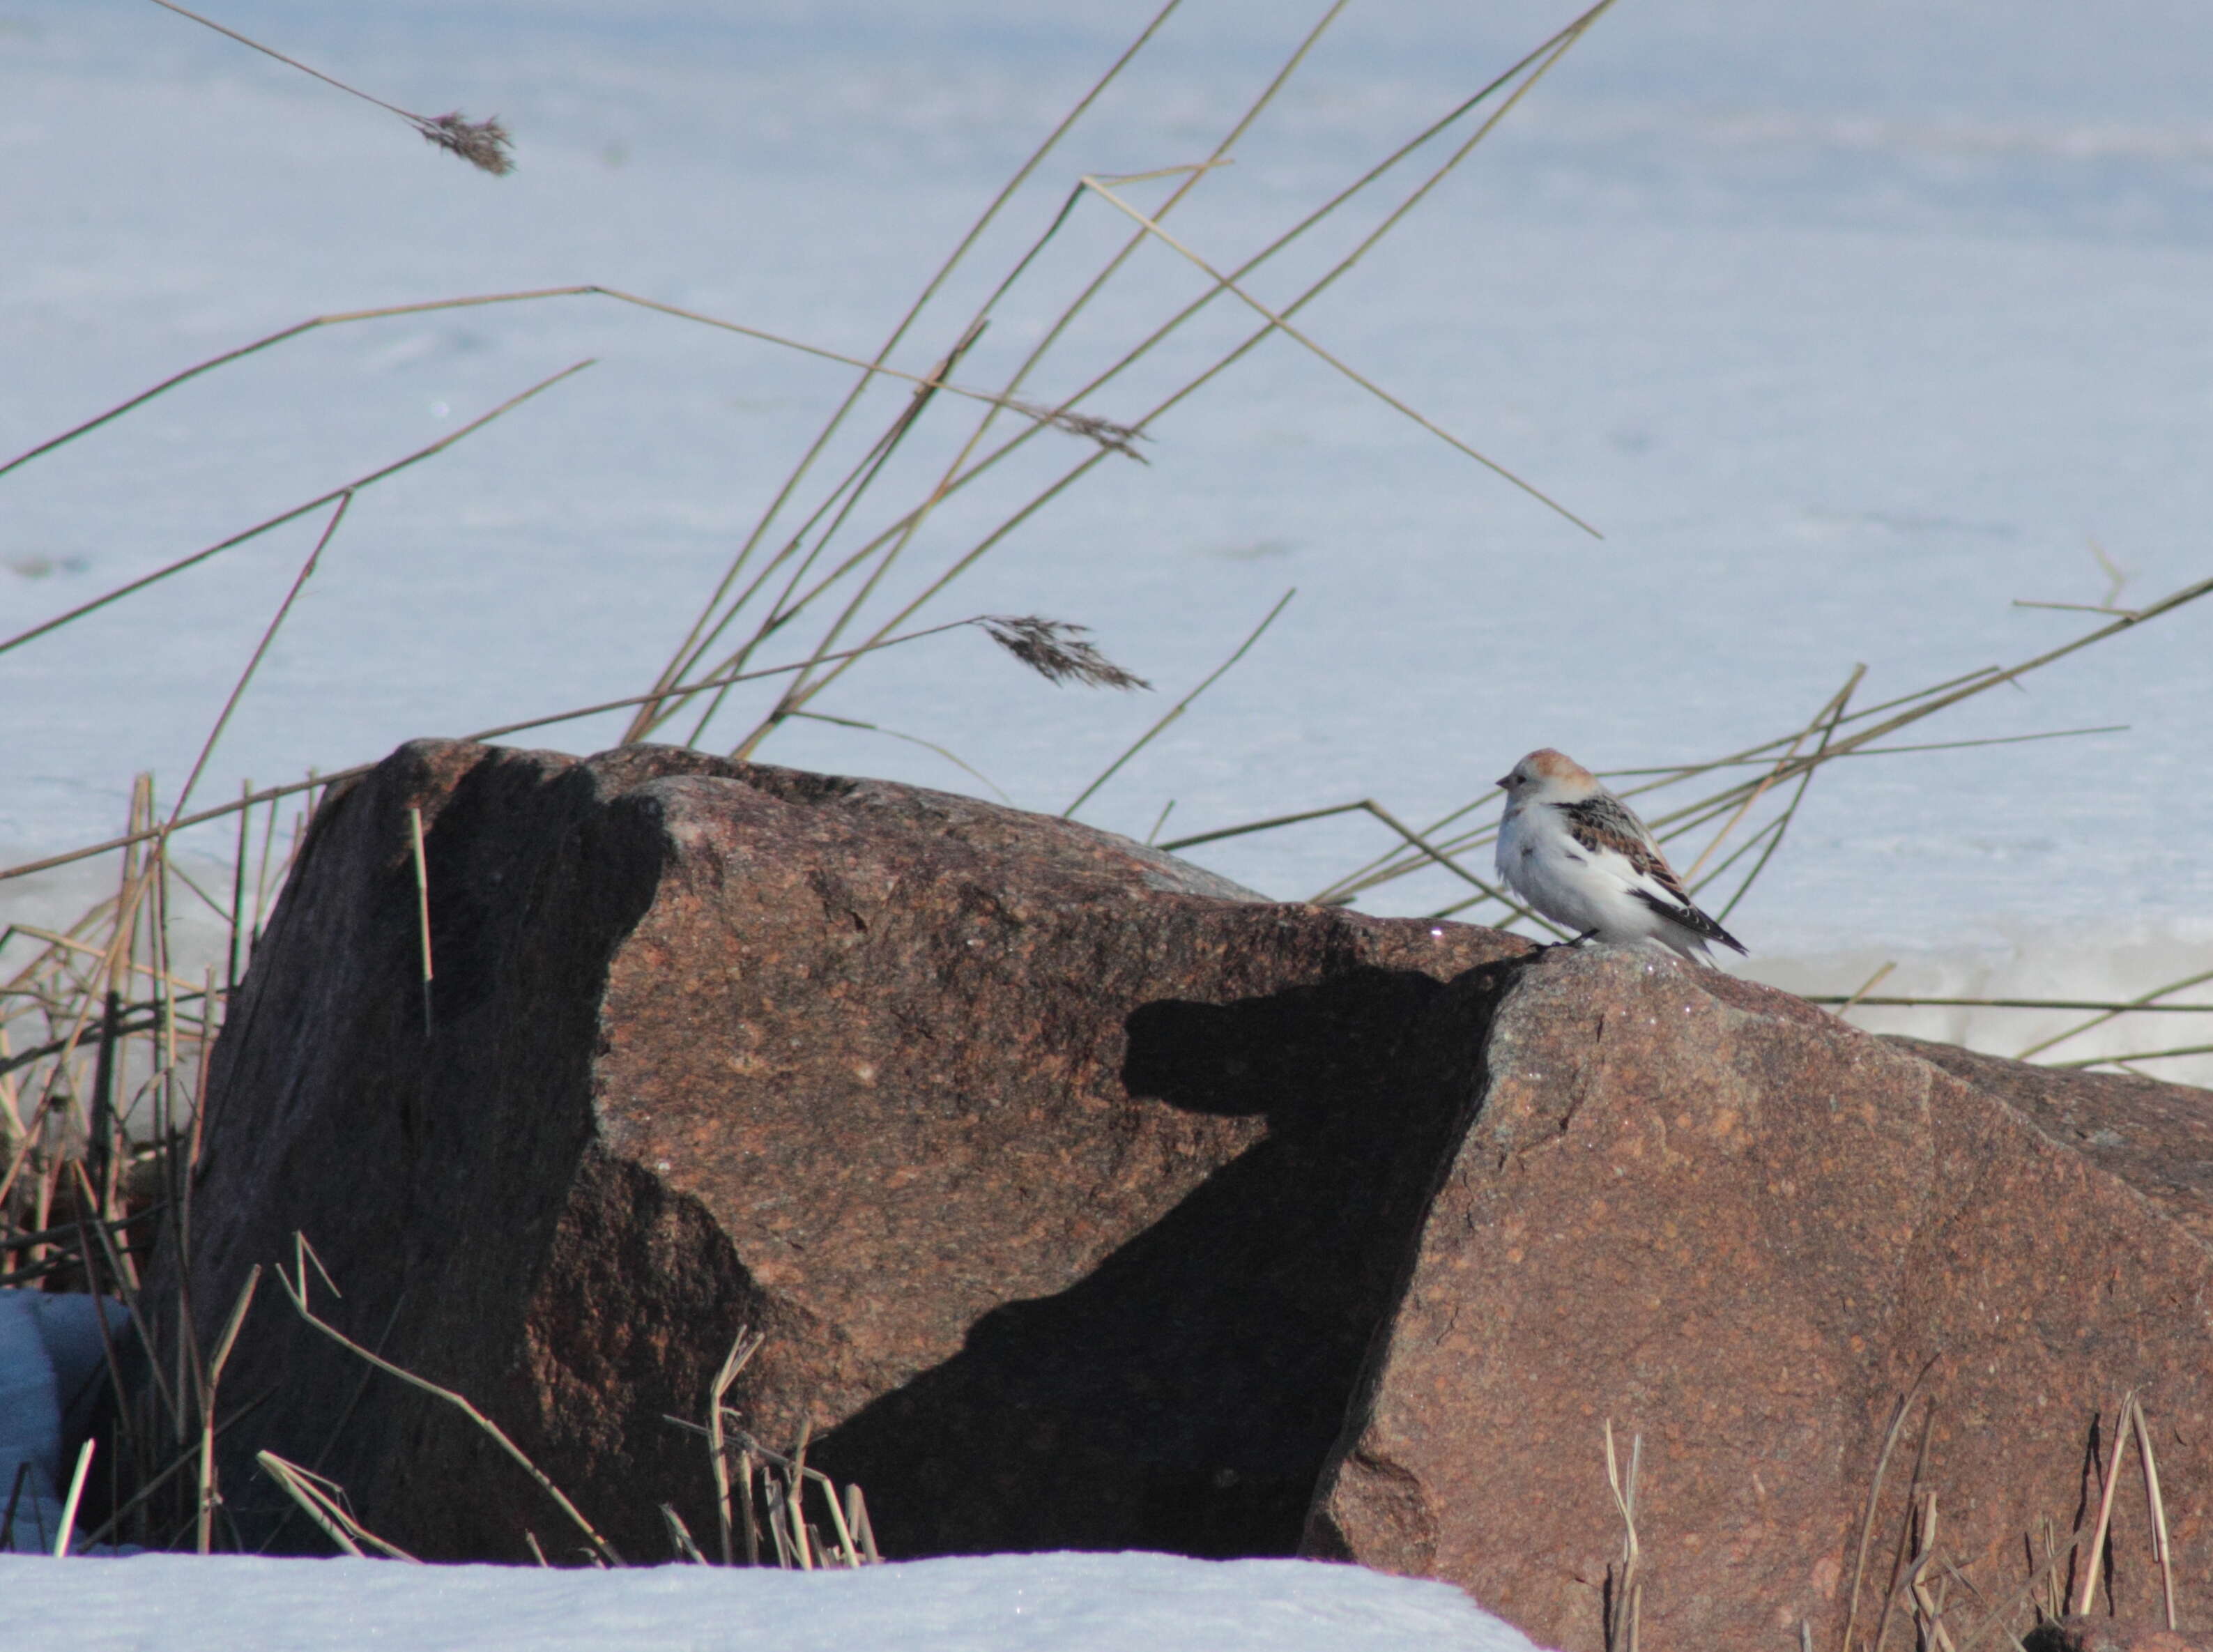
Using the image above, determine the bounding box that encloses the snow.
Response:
[1,1547,1548,1651]
[1,1290,131,1554]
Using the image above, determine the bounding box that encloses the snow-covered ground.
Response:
[4,5,2211,1053]
[4,1546,1548,1651]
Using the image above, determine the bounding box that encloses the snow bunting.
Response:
[1494,748,1747,964]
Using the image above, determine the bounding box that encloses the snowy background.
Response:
[5,0,2212,1075]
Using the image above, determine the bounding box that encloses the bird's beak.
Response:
[1494,775,1513,791]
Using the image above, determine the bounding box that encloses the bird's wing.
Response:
[1555,794,1749,955]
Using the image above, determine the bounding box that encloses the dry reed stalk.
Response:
[706,6,1356,742]
[144,0,512,175]
[1710,667,1862,920]
[1908,1494,1960,1652]
[705,1326,766,1565]
[2017,964,2213,1061]
[1957,1522,2093,1652]
[2039,1042,2213,1071]
[1871,1395,1939,1652]
[1602,1421,1642,1652]
[408,808,434,1037]
[1680,671,1854,882]
[660,1504,708,1564]
[647,2,1621,752]
[761,1473,795,1568]
[0,364,589,660]
[2074,1393,2134,1618]
[625,0,1188,742]
[0,608,1145,892]
[2129,1398,2179,1631]
[1271,573,2210,925]
[252,1451,420,1560]
[738,1449,761,1567]
[1062,590,1293,818]
[1837,963,1899,1016]
[196,1264,261,1554]
[1841,1371,1933,1652]
[1084,175,1593,534]
[845,1485,879,1564]
[1805,995,2213,1014]
[277,1239,625,1565]
[789,711,1013,804]
[164,496,355,840]
[52,1439,95,1557]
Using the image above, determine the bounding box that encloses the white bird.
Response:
[1494,748,1747,964]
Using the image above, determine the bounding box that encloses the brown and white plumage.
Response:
[1494,748,1747,964]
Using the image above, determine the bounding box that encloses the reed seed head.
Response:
[415,112,514,176]
[978,616,1151,691]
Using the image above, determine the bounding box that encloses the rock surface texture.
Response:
[146,739,1527,1564]
[145,737,2213,1652]
[1305,945,2213,1651]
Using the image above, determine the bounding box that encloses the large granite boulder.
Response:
[146,739,1526,1563]
[1305,944,2213,1651]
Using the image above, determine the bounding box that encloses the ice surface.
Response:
[4,0,2211,1081]
[0,1548,1549,1651]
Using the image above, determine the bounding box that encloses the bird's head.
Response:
[1496,747,1599,803]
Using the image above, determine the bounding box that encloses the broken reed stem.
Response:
[197,1264,262,1554]
[0,363,590,660]
[707,1326,767,1565]
[407,809,434,1038]
[661,1504,709,1564]
[141,0,512,175]
[277,1240,624,1565]
[1063,589,1294,819]
[254,1451,420,1560]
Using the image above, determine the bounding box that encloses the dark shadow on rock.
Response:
[807,957,1523,1559]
